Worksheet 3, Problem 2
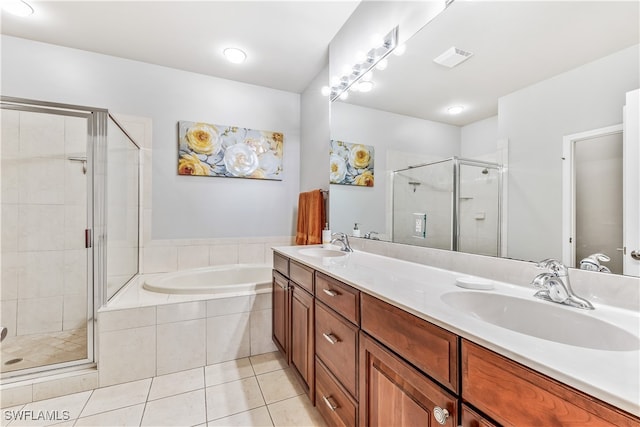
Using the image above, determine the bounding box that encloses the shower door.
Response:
[1,101,95,376]
[457,162,502,257]
[392,160,454,249]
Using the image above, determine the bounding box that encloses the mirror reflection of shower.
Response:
[392,157,503,257]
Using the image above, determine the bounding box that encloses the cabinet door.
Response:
[460,404,497,427]
[462,340,640,426]
[272,271,289,358]
[360,332,458,427]
[291,284,315,400]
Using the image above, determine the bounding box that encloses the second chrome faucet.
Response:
[531,259,594,310]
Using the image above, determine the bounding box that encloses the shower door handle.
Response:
[85,229,92,248]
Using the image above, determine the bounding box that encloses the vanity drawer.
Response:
[273,252,289,277]
[290,260,314,293]
[360,293,458,393]
[462,340,640,426]
[315,300,359,398]
[315,272,360,325]
[316,357,357,427]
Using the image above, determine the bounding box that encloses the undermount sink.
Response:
[441,292,640,351]
[298,248,347,258]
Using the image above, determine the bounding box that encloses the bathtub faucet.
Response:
[331,232,353,252]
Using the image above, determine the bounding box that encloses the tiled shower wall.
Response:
[1,110,88,338]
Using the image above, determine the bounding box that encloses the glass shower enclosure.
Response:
[0,97,140,378]
[392,157,503,257]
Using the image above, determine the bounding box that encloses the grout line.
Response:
[202,366,208,426]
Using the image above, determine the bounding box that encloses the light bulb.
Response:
[370,33,384,48]
[321,86,331,97]
[223,48,246,64]
[1,0,34,17]
[393,44,407,56]
[375,58,388,71]
[339,91,349,101]
[358,81,374,93]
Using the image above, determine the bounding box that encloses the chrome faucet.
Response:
[364,231,380,240]
[330,232,353,252]
[531,259,594,310]
[579,253,611,273]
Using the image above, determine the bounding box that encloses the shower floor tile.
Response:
[1,328,87,373]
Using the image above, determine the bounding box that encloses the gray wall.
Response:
[500,45,639,262]
[300,65,330,194]
[1,36,301,240]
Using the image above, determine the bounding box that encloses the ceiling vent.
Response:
[433,47,473,68]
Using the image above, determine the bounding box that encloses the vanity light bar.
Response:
[328,26,398,101]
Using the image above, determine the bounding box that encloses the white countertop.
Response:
[273,245,640,417]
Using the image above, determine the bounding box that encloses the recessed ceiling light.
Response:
[1,0,34,17]
[448,105,465,115]
[223,48,246,64]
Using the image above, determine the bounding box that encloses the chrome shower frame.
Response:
[392,156,503,256]
[0,96,109,380]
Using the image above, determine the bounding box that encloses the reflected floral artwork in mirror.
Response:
[330,140,375,186]
[178,121,283,180]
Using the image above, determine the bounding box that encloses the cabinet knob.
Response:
[322,395,338,411]
[323,288,338,297]
[433,406,449,425]
[322,332,339,344]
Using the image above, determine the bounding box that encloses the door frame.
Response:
[561,124,623,268]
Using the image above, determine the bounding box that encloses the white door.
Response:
[623,89,640,276]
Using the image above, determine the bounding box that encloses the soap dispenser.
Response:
[352,222,361,237]
[322,223,332,248]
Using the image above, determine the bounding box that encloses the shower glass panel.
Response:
[393,160,453,249]
[1,104,92,375]
[106,116,139,301]
[392,157,502,256]
[457,163,501,257]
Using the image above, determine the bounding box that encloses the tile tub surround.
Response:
[96,276,276,387]
[274,245,640,417]
[1,352,326,427]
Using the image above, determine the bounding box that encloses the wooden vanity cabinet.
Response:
[360,332,458,427]
[272,270,289,357]
[460,405,497,427]
[462,340,639,426]
[360,293,458,393]
[273,252,640,426]
[314,270,361,416]
[271,254,315,401]
[290,283,314,399]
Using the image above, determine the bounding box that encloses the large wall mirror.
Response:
[329,1,640,277]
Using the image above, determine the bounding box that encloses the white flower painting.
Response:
[178,121,284,180]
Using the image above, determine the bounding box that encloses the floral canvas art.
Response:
[329,140,374,187]
[178,121,283,180]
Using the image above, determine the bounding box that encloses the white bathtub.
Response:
[143,264,272,295]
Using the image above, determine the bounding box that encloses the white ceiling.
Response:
[0,1,360,93]
[340,1,640,126]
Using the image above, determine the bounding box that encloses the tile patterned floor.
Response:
[1,329,87,373]
[1,351,327,427]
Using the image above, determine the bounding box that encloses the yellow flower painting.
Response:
[178,121,284,180]
[329,140,375,187]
